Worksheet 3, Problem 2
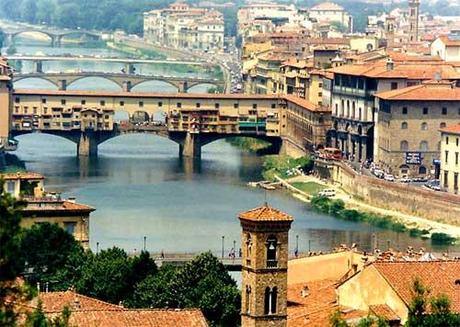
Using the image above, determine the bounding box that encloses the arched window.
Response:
[346,100,350,117]
[266,236,277,267]
[246,233,252,264]
[341,100,344,116]
[358,108,362,120]
[245,286,251,314]
[357,125,363,135]
[440,122,446,128]
[401,122,408,129]
[419,141,428,151]
[400,140,409,151]
[419,166,427,175]
[264,287,278,315]
[421,122,428,130]
[352,102,356,119]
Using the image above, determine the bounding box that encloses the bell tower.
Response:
[238,204,293,327]
[408,0,420,43]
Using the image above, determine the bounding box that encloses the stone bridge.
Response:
[4,27,102,47]
[13,72,225,93]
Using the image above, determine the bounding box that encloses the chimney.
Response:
[301,285,310,298]
[386,58,394,71]
[73,296,81,310]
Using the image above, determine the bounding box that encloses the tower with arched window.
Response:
[238,204,293,327]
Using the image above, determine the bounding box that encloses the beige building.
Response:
[308,2,353,32]
[143,2,224,52]
[337,261,460,325]
[431,34,460,62]
[440,124,460,194]
[0,57,12,151]
[374,81,460,177]
[1,172,94,248]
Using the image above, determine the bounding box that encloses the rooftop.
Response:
[239,204,293,222]
[0,172,45,181]
[310,2,344,11]
[440,124,460,135]
[373,261,460,312]
[438,35,460,47]
[375,82,460,101]
[23,198,95,213]
[24,291,208,327]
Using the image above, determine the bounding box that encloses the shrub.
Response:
[431,233,456,245]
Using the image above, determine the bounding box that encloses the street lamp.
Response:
[221,236,225,258]
[308,239,311,252]
[96,242,99,254]
[295,235,299,257]
[143,236,147,252]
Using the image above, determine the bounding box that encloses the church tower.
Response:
[238,204,293,327]
[408,0,420,43]
[385,16,396,49]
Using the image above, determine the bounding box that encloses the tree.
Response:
[25,301,71,327]
[0,181,28,326]
[76,247,133,304]
[19,222,85,290]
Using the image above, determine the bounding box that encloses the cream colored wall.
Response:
[0,81,11,146]
[350,37,379,52]
[337,265,409,324]
[288,251,367,285]
[440,131,460,194]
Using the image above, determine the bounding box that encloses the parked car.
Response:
[399,177,412,183]
[384,174,395,182]
[372,169,385,179]
[318,189,336,197]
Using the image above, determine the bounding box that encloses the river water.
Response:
[7,38,460,255]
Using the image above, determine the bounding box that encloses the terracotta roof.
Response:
[0,172,44,180]
[22,199,95,213]
[330,62,460,80]
[239,204,293,222]
[25,291,208,327]
[373,261,460,312]
[375,83,460,101]
[369,304,400,322]
[440,124,460,135]
[438,35,460,47]
[285,95,328,113]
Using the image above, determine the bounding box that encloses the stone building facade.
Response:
[440,125,460,194]
[374,81,460,177]
[239,205,293,327]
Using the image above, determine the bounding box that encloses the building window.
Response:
[335,104,338,115]
[266,235,277,268]
[442,107,447,115]
[423,107,428,115]
[139,101,144,108]
[42,99,46,104]
[446,137,449,145]
[81,100,86,105]
[402,107,407,115]
[419,141,428,151]
[245,286,252,314]
[440,122,446,128]
[419,166,427,175]
[234,103,239,109]
[196,103,200,108]
[455,152,459,165]
[252,104,257,109]
[177,103,182,108]
[215,103,220,109]
[421,122,428,130]
[100,100,105,106]
[64,222,76,235]
[400,140,409,151]
[444,171,449,188]
[120,101,124,106]
[445,151,449,164]
[401,122,408,129]
[6,181,15,194]
[359,108,362,120]
[264,287,278,315]
[158,102,163,107]
[454,173,458,191]
[61,99,66,105]
[391,82,398,90]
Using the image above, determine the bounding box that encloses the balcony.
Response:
[266,259,278,268]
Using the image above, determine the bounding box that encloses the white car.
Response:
[318,189,336,197]
[384,174,395,182]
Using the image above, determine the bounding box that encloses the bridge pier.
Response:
[58,80,67,91]
[52,36,62,47]
[179,132,201,158]
[77,132,99,157]
[122,81,132,92]
[33,60,43,73]
[125,63,136,74]
[178,81,188,93]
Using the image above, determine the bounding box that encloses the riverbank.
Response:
[275,173,460,241]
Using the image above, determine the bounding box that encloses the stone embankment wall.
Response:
[331,163,460,224]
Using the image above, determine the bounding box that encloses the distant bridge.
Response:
[3,26,102,47]
[6,55,210,67]
[13,72,225,93]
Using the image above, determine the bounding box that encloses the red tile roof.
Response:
[22,199,95,213]
[438,35,460,47]
[25,291,208,327]
[0,172,44,180]
[369,304,400,322]
[375,83,460,101]
[440,124,460,135]
[239,204,293,222]
[373,261,460,312]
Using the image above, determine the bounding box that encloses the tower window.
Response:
[264,287,278,315]
[246,233,252,266]
[266,235,277,268]
[245,286,251,314]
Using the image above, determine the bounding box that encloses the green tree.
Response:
[0,181,28,326]
[19,222,85,289]
[76,247,133,304]
[25,301,71,327]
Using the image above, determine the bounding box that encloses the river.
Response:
[6,38,460,256]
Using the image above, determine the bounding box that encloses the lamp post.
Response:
[221,236,225,258]
[295,235,299,257]
[143,236,147,251]
[96,242,99,254]
[308,239,311,252]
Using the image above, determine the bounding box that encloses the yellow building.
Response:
[440,125,460,194]
[337,261,460,325]
[0,57,12,151]
[1,172,94,248]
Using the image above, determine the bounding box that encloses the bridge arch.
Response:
[58,31,100,42]
[11,30,54,44]
[66,76,123,91]
[187,82,221,93]
[130,79,179,93]
[13,77,59,89]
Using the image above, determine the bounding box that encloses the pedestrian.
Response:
[160,250,165,259]
[294,248,298,258]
